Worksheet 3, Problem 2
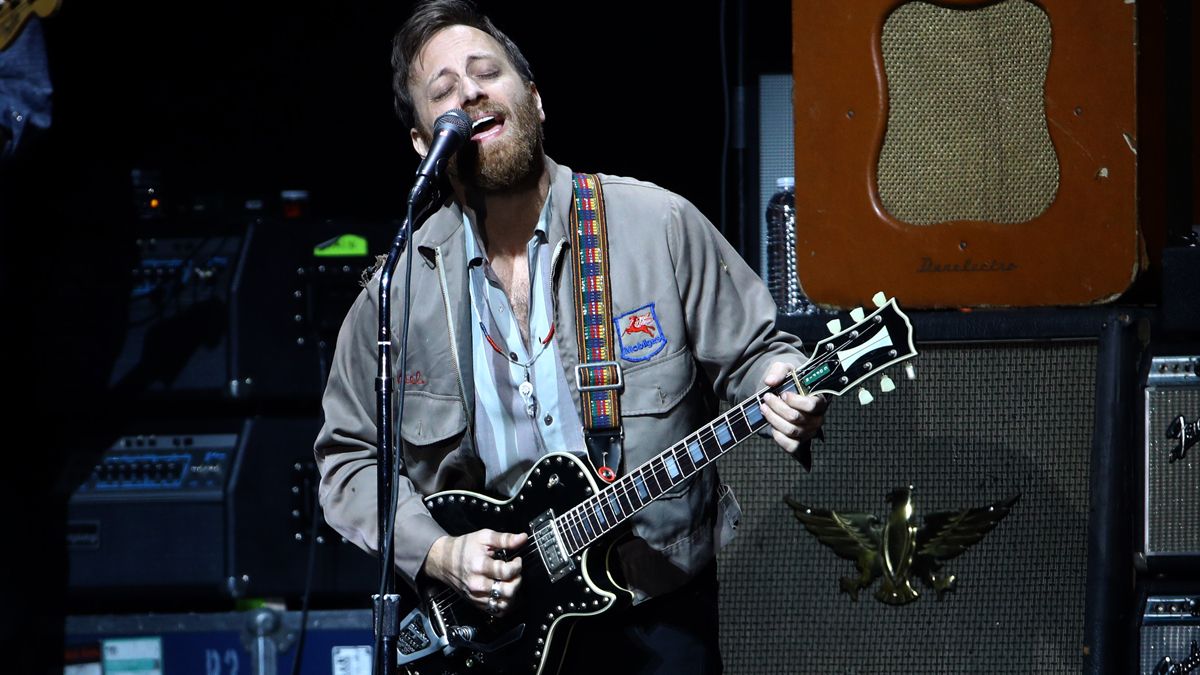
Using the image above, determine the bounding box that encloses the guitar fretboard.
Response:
[554,376,802,556]
[550,298,915,556]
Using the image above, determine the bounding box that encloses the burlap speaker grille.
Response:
[1145,385,1200,557]
[877,0,1059,226]
[717,342,1095,673]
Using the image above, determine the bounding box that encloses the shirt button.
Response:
[543,414,553,426]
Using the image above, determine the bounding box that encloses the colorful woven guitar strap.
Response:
[570,172,623,483]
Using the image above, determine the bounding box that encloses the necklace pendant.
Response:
[518,380,537,418]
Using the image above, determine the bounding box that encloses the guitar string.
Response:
[556,399,765,553]
[552,331,868,550]
[423,327,896,613]
[425,365,877,616]
[499,326,870,568]
[423,394,796,614]
[552,320,902,562]
[426,328,868,609]
[423,402,769,612]
[538,382,788,559]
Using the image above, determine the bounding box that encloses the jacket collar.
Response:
[544,157,575,248]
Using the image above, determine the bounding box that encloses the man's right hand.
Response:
[423,529,528,617]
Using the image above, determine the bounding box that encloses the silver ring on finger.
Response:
[491,580,501,599]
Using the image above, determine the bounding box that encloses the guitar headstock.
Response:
[798,292,917,402]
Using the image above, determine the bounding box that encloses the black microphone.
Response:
[408,108,473,208]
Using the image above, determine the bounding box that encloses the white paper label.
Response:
[331,645,372,675]
[102,638,163,675]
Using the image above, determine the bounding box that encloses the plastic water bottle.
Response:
[765,176,813,315]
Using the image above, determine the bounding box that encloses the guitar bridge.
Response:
[531,509,575,583]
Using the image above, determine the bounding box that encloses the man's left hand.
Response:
[759,361,828,465]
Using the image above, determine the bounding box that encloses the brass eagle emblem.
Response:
[785,487,1019,605]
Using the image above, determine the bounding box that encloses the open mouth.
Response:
[470,115,503,141]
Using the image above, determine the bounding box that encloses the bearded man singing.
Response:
[314,2,827,672]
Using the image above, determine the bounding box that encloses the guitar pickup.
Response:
[531,509,575,583]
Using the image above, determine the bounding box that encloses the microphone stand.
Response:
[373,181,448,675]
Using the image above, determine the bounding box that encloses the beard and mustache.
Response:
[419,86,544,194]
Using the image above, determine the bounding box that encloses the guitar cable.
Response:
[289,297,336,675]
[289,482,323,675]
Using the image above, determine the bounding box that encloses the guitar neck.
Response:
[552,296,916,556]
[554,374,801,556]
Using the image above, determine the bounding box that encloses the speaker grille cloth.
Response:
[1141,624,1200,674]
[717,343,1095,673]
[1146,387,1200,555]
[877,0,1059,225]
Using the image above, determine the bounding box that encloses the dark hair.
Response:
[391,0,534,130]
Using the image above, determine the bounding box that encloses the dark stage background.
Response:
[33,1,792,232]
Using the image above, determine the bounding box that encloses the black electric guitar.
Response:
[395,295,917,675]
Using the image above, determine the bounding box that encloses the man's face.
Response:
[409,25,544,192]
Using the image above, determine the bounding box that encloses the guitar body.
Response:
[403,452,631,675]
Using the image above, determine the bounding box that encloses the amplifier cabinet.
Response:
[1141,596,1200,675]
[66,417,377,606]
[67,432,240,594]
[717,340,1100,673]
[1143,356,1200,568]
[790,0,1141,308]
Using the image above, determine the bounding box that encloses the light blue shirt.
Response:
[463,190,586,496]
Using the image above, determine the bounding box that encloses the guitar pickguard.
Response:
[409,453,630,675]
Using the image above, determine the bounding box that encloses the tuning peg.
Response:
[850,307,865,322]
[905,363,917,380]
[879,374,896,392]
[857,387,874,405]
[826,318,842,334]
[872,291,887,307]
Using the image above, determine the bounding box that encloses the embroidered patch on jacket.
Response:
[614,303,668,362]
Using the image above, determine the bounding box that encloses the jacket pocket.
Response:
[618,348,703,500]
[399,391,467,445]
[399,390,480,493]
[619,347,697,417]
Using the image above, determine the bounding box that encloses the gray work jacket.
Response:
[314,157,806,601]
